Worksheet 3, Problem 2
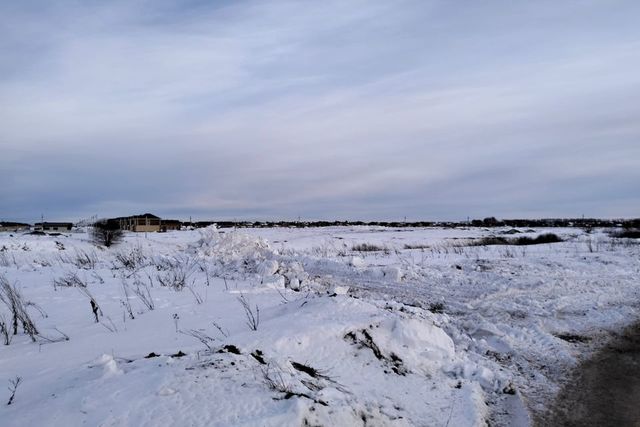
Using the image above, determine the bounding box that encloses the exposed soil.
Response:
[537,322,640,426]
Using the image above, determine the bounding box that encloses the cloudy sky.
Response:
[1,1,639,222]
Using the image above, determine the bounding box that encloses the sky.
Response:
[1,0,639,222]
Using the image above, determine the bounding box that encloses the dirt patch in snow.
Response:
[538,321,640,426]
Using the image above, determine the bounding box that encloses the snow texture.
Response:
[0,226,638,426]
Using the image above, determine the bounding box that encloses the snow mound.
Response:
[257,259,279,277]
[191,227,275,278]
[382,266,403,282]
[378,317,455,366]
[93,354,123,378]
[194,227,271,261]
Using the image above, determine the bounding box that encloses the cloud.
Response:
[1,0,639,221]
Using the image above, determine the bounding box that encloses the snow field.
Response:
[0,226,638,426]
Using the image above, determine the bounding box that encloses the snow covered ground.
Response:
[1,226,638,426]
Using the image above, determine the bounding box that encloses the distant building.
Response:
[34,222,73,232]
[0,222,31,232]
[160,219,181,232]
[108,214,183,232]
[115,213,162,232]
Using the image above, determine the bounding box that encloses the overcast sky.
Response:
[1,1,639,222]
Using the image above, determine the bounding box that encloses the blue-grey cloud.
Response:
[1,0,639,222]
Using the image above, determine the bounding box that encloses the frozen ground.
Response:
[0,226,638,426]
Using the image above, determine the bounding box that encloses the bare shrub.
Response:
[114,246,146,270]
[91,220,123,247]
[72,249,98,269]
[237,294,260,331]
[156,258,194,290]
[130,277,155,310]
[157,268,187,290]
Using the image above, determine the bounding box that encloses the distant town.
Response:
[1,213,639,233]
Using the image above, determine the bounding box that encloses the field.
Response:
[1,226,639,426]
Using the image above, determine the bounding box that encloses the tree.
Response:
[91,220,123,247]
[482,217,501,227]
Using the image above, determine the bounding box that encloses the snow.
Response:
[0,226,639,426]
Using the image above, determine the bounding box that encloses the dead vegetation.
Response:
[180,329,215,351]
[114,246,146,270]
[555,333,591,343]
[53,271,86,289]
[70,249,98,269]
[237,294,260,331]
[403,243,430,250]
[609,229,640,239]
[467,233,563,246]
[6,376,22,405]
[344,329,408,375]
[0,276,40,343]
[91,220,123,248]
[352,243,388,252]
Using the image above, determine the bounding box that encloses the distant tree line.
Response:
[6,217,639,234]
[179,217,640,229]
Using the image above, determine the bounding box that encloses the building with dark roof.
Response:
[0,222,31,232]
[34,222,73,232]
[110,214,182,232]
